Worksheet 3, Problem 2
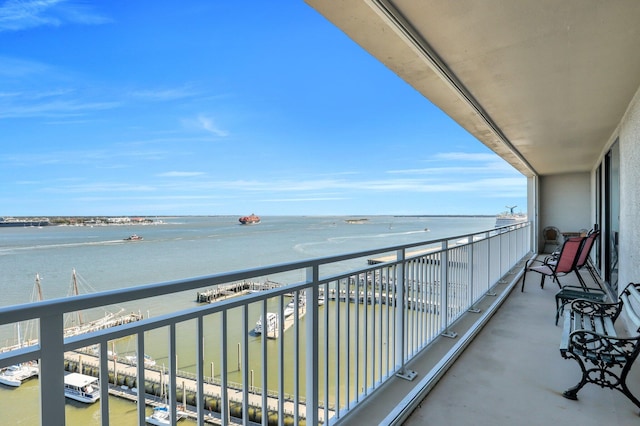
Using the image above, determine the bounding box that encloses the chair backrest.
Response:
[575,230,599,269]
[555,237,585,274]
[543,226,560,243]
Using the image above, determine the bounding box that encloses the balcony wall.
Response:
[619,84,640,290]
[539,172,592,242]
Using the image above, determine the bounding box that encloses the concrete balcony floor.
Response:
[349,260,640,426]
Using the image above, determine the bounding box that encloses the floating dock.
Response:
[63,349,331,424]
[196,280,282,303]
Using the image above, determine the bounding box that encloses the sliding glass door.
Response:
[604,140,620,292]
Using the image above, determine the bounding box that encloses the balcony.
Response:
[362,254,640,425]
[0,223,531,425]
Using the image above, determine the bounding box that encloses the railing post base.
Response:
[396,369,417,381]
[441,330,458,339]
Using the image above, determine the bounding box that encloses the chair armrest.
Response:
[561,285,606,295]
[569,299,622,320]
[568,330,640,362]
[525,258,546,268]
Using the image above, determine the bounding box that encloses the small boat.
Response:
[284,295,306,317]
[64,372,100,404]
[125,353,156,367]
[254,312,278,335]
[0,319,39,387]
[145,405,185,425]
[124,234,143,241]
[238,214,260,225]
[0,363,39,387]
[344,218,368,224]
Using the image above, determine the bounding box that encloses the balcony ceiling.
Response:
[305,0,640,177]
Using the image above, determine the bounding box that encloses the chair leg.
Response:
[574,270,588,291]
[521,260,533,292]
[585,261,602,290]
[554,274,563,289]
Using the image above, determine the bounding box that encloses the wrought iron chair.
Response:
[542,226,561,253]
[521,236,585,292]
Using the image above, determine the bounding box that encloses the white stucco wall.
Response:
[618,87,640,289]
[538,173,591,252]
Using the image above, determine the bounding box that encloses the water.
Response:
[0,215,495,424]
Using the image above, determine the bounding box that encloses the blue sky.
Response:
[0,1,526,217]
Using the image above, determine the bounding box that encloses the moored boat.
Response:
[125,353,156,367]
[238,214,260,225]
[254,312,278,335]
[0,363,39,387]
[145,405,185,425]
[64,372,100,403]
[284,295,306,317]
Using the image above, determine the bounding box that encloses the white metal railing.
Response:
[0,222,530,425]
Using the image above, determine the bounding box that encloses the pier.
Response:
[1,311,142,354]
[326,289,440,313]
[196,280,282,303]
[64,350,331,424]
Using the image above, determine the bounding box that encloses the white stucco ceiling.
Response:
[305,0,640,177]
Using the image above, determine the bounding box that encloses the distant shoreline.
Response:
[1,213,496,224]
[392,214,494,218]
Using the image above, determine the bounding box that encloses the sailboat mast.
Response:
[16,322,22,349]
[35,273,43,302]
[72,269,83,324]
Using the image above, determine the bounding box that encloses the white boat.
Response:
[283,295,306,317]
[64,372,100,403]
[0,363,39,387]
[254,312,278,335]
[145,405,185,425]
[0,319,39,387]
[146,367,186,425]
[318,293,325,306]
[125,353,156,367]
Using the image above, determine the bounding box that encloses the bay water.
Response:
[0,215,494,424]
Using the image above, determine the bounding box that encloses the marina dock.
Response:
[63,350,331,424]
[196,280,282,303]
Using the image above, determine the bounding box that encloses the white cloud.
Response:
[181,114,230,137]
[432,152,499,162]
[0,98,121,119]
[157,171,207,178]
[0,0,110,32]
[0,56,53,77]
[130,87,200,102]
[196,115,229,137]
